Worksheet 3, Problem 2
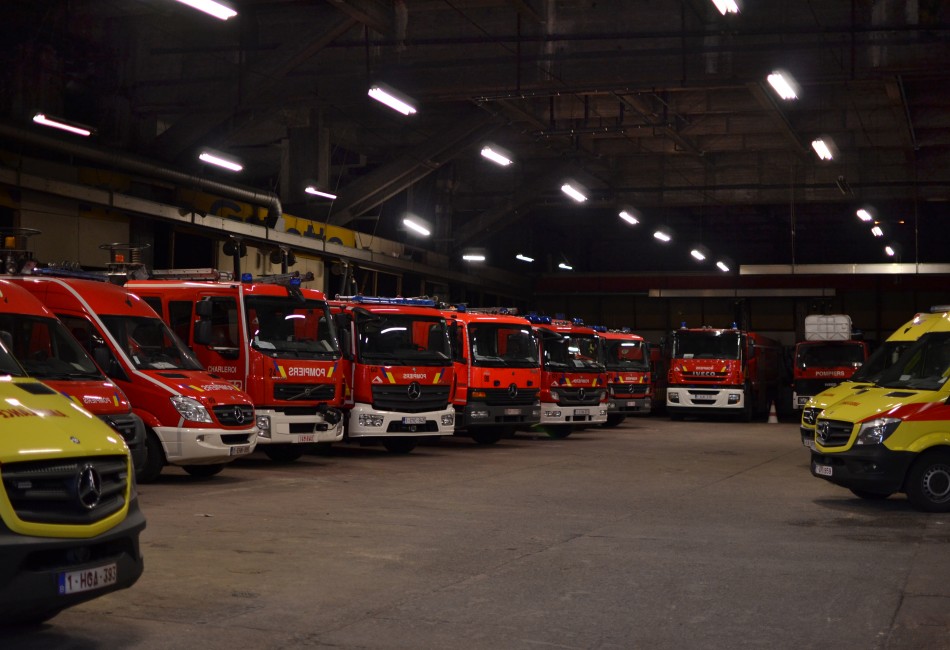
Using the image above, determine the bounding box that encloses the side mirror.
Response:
[194,320,212,345]
[195,298,213,318]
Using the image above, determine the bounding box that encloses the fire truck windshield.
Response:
[796,342,866,368]
[0,313,103,380]
[543,333,605,372]
[101,315,204,371]
[245,296,339,359]
[875,332,950,391]
[603,339,649,371]
[469,324,538,368]
[357,314,451,366]
[672,331,741,360]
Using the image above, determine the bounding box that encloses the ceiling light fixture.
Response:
[172,0,237,20]
[856,208,873,222]
[403,216,431,237]
[462,253,486,262]
[32,113,94,137]
[618,209,639,225]
[716,260,731,272]
[690,248,707,261]
[560,182,587,203]
[368,84,417,115]
[558,262,573,271]
[871,225,884,237]
[766,71,799,100]
[480,145,513,167]
[653,230,672,243]
[515,254,535,263]
[811,138,835,160]
[304,186,338,200]
[711,0,739,14]
[885,245,896,257]
[198,149,243,172]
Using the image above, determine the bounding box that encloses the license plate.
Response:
[230,444,252,456]
[626,401,639,408]
[693,396,716,402]
[298,434,316,443]
[504,408,522,415]
[797,396,810,406]
[574,408,589,415]
[58,563,117,595]
[402,416,426,425]
[813,463,833,477]
[803,438,816,451]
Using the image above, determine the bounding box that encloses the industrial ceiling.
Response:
[2,0,949,276]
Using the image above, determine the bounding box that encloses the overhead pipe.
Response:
[0,121,282,226]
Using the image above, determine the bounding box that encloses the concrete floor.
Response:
[4,417,950,649]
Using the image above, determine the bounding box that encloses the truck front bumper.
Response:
[810,447,915,495]
[254,408,344,445]
[153,425,258,465]
[346,403,455,438]
[540,403,608,426]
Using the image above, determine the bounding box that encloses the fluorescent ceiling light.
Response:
[368,85,417,115]
[711,0,739,14]
[32,113,93,137]
[198,150,243,172]
[304,186,337,199]
[516,254,535,263]
[561,183,587,203]
[716,261,730,272]
[462,254,486,262]
[618,209,639,225]
[856,209,873,222]
[653,230,672,243]
[885,245,896,257]
[558,262,573,270]
[811,138,834,160]
[480,146,512,167]
[403,217,431,237]
[871,225,884,237]
[690,249,707,261]
[173,0,237,20]
[767,71,799,100]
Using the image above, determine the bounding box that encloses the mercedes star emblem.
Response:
[77,465,103,510]
[407,381,422,400]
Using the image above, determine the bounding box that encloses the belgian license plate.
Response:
[797,396,810,407]
[504,408,522,415]
[58,563,117,595]
[574,408,589,415]
[230,444,252,456]
[626,401,639,408]
[403,416,426,425]
[298,434,316,443]
[813,463,833,477]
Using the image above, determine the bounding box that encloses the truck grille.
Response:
[371,385,451,413]
[482,387,539,407]
[212,404,255,427]
[557,387,603,406]
[2,455,128,525]
[681,371,728,381]
[274,383,336,402]
[609,383,648,398]
[815,419,854,448]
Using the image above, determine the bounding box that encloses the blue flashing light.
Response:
[30,267,108,282]
[241,273,253,283]
[526,314,552,325]
[731,322,738,329]
[620,327,631,333]
[289,277,301,287]
[455,304,467,312]
[592,325,608,332]
[572,317,585,326]
[680,321,687,328]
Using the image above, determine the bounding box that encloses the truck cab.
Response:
[9,274,258,481]
[331,296,455,453]
[0,335,145,625]
[792,315,867,412]
[597,327,653,426]
[128,271,344,463]
[0,279,146,472]
[443,307,541,444]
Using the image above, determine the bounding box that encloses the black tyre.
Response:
[136,431,165,483]
[849,488,892,500]
[669,411,684,421]
[545,425,572,439]
[262,444,304,463]
[470,428,504,445]
[905,450,950,512]
[383,438,417,454]
[182,464,225,478]
[602,414,626,428]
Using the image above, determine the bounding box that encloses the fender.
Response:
[132,407,163,430]
[900,431,950,455]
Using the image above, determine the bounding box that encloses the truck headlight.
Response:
[170,395,212,423]
[855,417,902,445]
[359,414,385,427]
[257,414,272,438]
[441,413,455,426]
[549,389,559,402]
[668,393,680,403]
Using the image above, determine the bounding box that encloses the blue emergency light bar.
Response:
[592,325,608,332]
[31,266,108,282]
[343,295,437,307]
[525,314,553,324]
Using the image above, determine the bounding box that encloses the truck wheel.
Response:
[602,414,626,428]
[383,438,417,454]
[470,430,502,445]
[905,450,950,512]
[849,488,892,500]
[263,445,304,463]
[182,464,225,478]
[136,431,165,483]
[545,425,572,439]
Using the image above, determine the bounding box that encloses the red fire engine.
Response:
[595,327,653,426]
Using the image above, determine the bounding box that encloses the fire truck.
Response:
[0,336,145,625]
[666,325,781,420]
[596,327,653,426]
[792,315,868,412]
[331,296,455,453]
[527,316,609,438]
[9,274,258,481]
[0,279,146,472]
[442,306,541,444]
[128,270,345,463]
